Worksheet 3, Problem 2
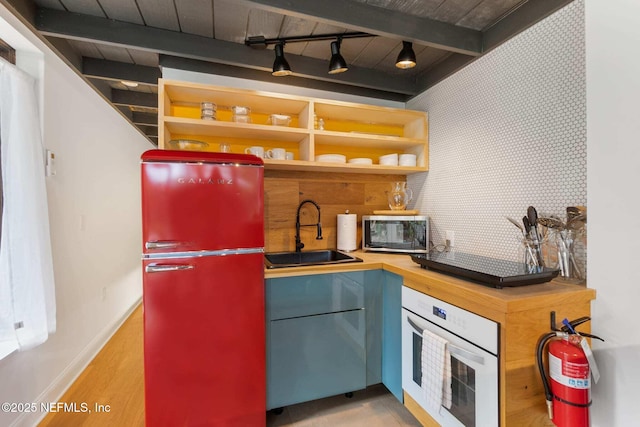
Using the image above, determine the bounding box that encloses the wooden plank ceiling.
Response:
[3,0,574,143]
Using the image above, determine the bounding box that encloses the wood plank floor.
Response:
[39,304,420,426]
[39,305,145,427]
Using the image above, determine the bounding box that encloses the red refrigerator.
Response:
[141,149,265,426]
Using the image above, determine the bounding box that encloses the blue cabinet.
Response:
[269,310,366,409]
[265,269,402,409]
[382,271,403,402]
[266,272,367,409]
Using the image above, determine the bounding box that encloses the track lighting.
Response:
[247,32,375,76]
[328,39,348,74]
[249,33,418,75]
[395,41,416,69]
[272,43,292,77]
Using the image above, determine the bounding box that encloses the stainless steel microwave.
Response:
[362,215,429,253]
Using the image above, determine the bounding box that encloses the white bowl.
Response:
[232,114,251,123]
[398,154,417,167]
[348,158,373,165]
[268,114,292,126]
[167,139,209,150]
[231,105,250,115]
[379,153,398,166]
[315,154,347,163]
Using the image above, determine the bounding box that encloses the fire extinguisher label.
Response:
[549,353,590,389]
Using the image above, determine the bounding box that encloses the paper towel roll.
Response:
[337,213,357,252]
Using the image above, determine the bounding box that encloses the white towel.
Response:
[421,328,452,412]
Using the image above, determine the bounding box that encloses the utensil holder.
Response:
[519,237,540,270]
[556,229,586,280]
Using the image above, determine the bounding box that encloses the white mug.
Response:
[285,152,294,160]
[266,148,286,160]
[244,146,264,158]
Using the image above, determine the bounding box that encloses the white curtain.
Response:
[0,57,56,360]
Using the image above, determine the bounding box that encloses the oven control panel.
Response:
[402,286,498,355]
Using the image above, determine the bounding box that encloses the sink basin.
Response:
[264,250,363,269]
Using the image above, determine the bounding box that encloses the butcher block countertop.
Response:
[264,250,596,322]
[265,250,596,426]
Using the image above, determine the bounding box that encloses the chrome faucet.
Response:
[295,199,323,252]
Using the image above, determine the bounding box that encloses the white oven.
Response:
[402,287,499,427]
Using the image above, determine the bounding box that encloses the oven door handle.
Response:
[407,315,486,365]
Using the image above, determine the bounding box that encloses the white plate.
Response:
[315,154,347,163]
[348,158,373,165]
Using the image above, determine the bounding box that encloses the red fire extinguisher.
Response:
[536,316,603,427]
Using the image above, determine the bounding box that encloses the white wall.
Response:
[407,0,638,424]
[0,5,151,426]
[406,1,586,262]
[585,1,640,425]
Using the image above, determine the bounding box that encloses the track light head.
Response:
[396,41,416,69]
[328,40,348,74]
[272,43,292,76]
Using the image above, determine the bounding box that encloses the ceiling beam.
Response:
[241,0,482,56]
[138,125,158,138]
[132,112,158,127]
[83,57,160,85]
[44,36,82,70]
[34,7,416,95]
[483,0,575,52]
[116,105,133,121]
[88,78,113,100]
[111,89,157,109]
[412,0,576,95]
[414,53,477,95]
[159,55,411,102]
[1,0,36,24]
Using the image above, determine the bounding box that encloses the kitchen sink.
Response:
[264,250,363,269]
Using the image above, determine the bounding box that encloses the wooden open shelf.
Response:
[158,79,429,175]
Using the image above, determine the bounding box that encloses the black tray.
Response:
[411,252,559,288]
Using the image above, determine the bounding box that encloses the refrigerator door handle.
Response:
[145,240,182,250]
[145,263,194,273]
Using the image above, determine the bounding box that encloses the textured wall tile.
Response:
[407,1,586,262]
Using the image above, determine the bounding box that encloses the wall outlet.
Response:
[445,230,455,251]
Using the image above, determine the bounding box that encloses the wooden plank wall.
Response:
[264,170,406,252]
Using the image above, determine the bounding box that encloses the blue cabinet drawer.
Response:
[267,309,366,409]
[266,272,365,320]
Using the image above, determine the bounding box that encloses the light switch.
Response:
[45,149,56,176]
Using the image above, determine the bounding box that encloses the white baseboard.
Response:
[12,298,142,427]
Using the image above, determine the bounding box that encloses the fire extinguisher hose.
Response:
[536,331,561,419]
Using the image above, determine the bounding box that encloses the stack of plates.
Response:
[315,154,346,163]
[348,158,373,165]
